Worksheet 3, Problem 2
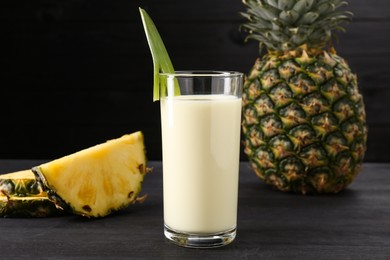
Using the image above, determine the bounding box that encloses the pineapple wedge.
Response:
[32,131,147,218]
[0,170,64,217]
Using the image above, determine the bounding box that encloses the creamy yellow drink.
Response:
[161,95,242,233]
[140,7,243,247]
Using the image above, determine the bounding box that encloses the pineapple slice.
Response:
[32,131,147,218]
[1,170,43,196]
[0,196,63,218]
[0,170,64,217]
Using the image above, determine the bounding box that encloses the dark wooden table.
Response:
[1,160,389,259]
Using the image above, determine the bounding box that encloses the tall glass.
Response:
[159,71,243,248]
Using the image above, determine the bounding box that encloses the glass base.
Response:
[164,225,236,248]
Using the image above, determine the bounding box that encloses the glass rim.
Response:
[159,70,243,78]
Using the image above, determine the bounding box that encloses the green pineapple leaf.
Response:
[139,7,179,101]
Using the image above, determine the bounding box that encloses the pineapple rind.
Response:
[0,195,64,218]
[0,170,44,196]
[33,131,147,218]
[0,170,64,217]
[240,0,366,194]
[242,49,367,194]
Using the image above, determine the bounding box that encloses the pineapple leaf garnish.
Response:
[139,7,179,101]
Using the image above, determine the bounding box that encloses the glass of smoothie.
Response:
[159,71,243,248]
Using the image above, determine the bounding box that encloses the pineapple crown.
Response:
[241,0,352,53]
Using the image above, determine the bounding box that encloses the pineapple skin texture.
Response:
[242,49,367,194]
[0,170,43,197]
[0,170,64,217]
[0,196,64,218]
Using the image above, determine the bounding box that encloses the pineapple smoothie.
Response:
[140,7,243,246]
[161,94,242,234]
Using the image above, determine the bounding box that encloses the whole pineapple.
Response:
[240,0,367,194]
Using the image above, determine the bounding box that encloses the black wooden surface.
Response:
[0,160,389,259]
[1,0,390,162]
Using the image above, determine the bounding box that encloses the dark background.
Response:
[1,0,389,162]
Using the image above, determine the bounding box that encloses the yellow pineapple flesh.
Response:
[32,131,147,217]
